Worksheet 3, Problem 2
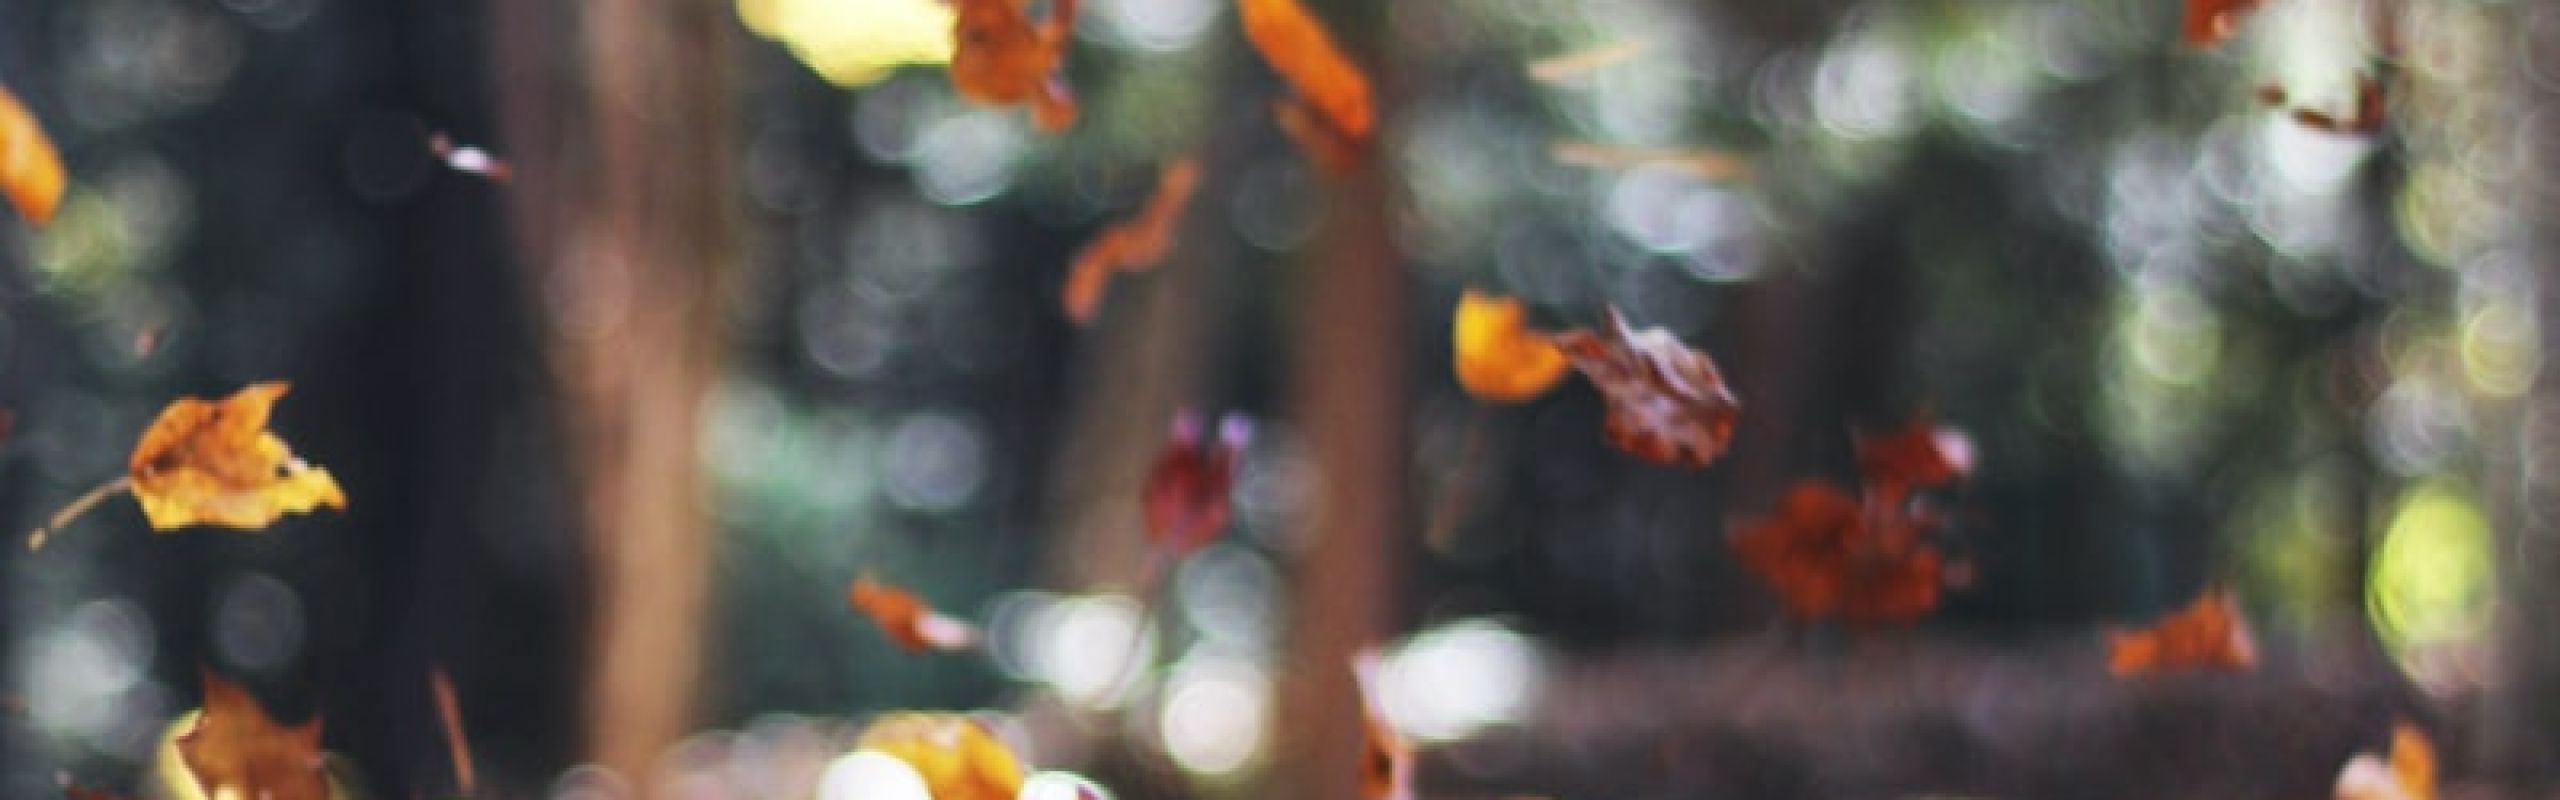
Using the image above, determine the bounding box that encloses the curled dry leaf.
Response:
[0,82,64,225]
[1063,157,1202,324]
[856,713,1026,800]
[2105,587,2259,676]
[1452,291,1570,404]
[2184,0,2267,46]
[949,0,1078,132]
[1729,481,1947,626]
[1554,309,1739,468]
[130,382,346,533]
[1239,0,1373,173]
[167,670,329,800]
[848,576,981,652]
[1143,410,1251,558]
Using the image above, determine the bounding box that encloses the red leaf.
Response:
[1729,481,1947,626]
[1143,411,1251,557]
[2184,0,2267,46]
[949,0,1079,132]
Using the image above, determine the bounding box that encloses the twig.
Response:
[27,476,134,551]
[430,667,476,795]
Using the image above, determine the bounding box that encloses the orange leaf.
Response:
[949,0,1078,132]
[1238,0,1373,143]
[1063,157,1203,323]
[1144,411,1250,558]
[127,383,347,533]
[1554,309,1739,468]
[1452,291,1569,404]
[1729,480,1946,625]
[0,82,64,226]
[1854,415,1974,503]
[849,576,980,652]
[2335,720,2437,800]
[171,670,329,800]
[2184,0,2266,46]
[856,713,1026,800]
[2105,587,2258,676]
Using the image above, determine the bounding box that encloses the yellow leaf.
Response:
[128,382,346,532]
[1452,291,1569,404]
[0,81,63,226]
[856,712,1026,800]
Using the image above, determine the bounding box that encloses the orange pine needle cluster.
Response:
[2105,587,2258,676]
[1730,416,1973,625]
[949,0,1080,132]
[1239,0,1374,174]
[1063,157,1203,323]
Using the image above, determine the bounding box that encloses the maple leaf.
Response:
[1451,291,1570,404]
[1854,416,1975,506]
[1729,481,1946,626]
[948,0,1078,132]
[2335,721,2437,800]
[856,713,1026,800]
[1144,410,1251,558]
[1063,157,1202,324]
[27,383,346,550]
[2105,587,2259,676]
[1554,309,1740,468]
[168,670,330,800]
[848,576,981,652]
[2184,0,2267,46]
[0,82,64,226]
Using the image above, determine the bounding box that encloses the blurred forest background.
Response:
[0,0,2546,797]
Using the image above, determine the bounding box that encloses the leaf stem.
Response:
[26,476,133,551]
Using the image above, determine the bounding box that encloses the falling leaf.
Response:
[948,0,1078,132]
[1549,141,1749,182]
[2261,76,2390,135]
[848,576,981,652]
[1273,98,1367,177]
[27,383,346,551]
[1451,291,1570,404]
[129,383,346,533]
[1729,481,1947,625]
[2335,721,2437,800]
[1238,0,1372,145]
[1525,37,1654,83]
[2105,587,2259,676]
[0,82,64,226]
[1351,652,1416,800]
[168,670,330,800]
[1554,309,1740,468]
[429,132,513,183]
[429,667,476,795]
[856,713,1026,800]
[1063,157,1203,323]
[1144,410,1251,558]
[1854,416,1974,504]
[2184,0,2267,46]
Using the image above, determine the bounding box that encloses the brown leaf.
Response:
[1063,157,1202,323]
[0,82,64,225]
[1554,309,1739,468]
[849,576,980,652]
[2105,587,2258,676]
[174,670,329,800]
[949,0,1079,132]
[1729,481,1946,626]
